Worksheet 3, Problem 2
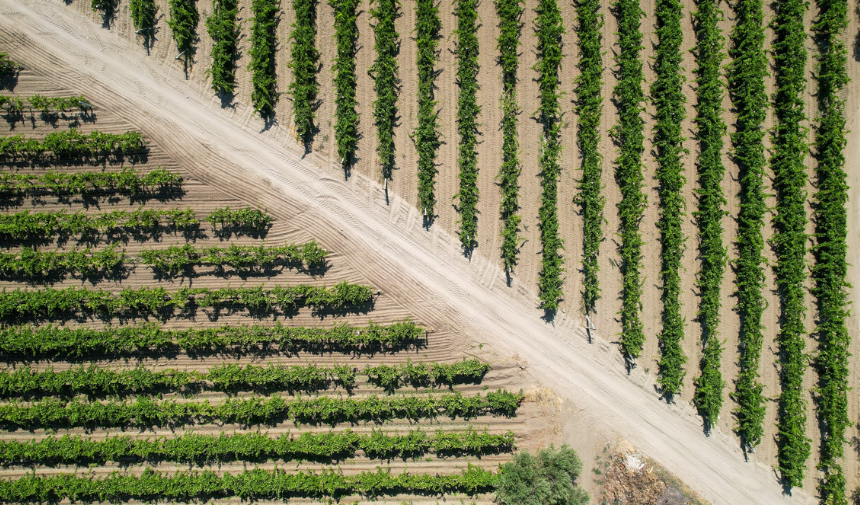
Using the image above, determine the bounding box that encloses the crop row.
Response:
[415,0,442,218]
[535,0,564,312]
[454,0,480,249]
[771,0,811,488]
[652,0,687,397]
[0,390,523,428]
[611,0,647,366]
[0,206,270,241]
[0,428,514,466]
[0,320,423,357]
[0,358,487,398]
[289,0,319,144]
[0,466,497,502]
[0,244,125,281]
[811,0,850,501]
[249,0,280,116]
[167,0,199,77]
[690,0,727,430]
[370,0,401,183]
[330,0,360,167]
[129,0,158,50]
[0,283,374,320]
[573,0,604,316]
[0,95,90,114]
[205,0,240,94]
[728,0,768,454]
[137,241,328,275]
[0,130,146,159]
[495,0,523,274]
[0,167,181,196]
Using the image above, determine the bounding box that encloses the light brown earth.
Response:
[2,0,860,502]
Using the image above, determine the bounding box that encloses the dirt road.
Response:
[0,1,824,503]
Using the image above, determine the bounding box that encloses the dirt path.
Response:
[0,1,825,503]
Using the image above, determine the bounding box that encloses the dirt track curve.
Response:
[0,1,831,503]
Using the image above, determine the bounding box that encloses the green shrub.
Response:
[495,445,588,505]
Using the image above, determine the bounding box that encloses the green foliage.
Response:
[454,0,480,249]
[0,428,514,466]
[495,0,523,273]
[495,445,589,505]
[652,0,687,397]
[0,363,354,398]
[369,0,401,182]
[0,320,424,357]
[0,207,198,242]
[0,466,497,502]
[771,0,811,488]
[414,0,442,217]
[0,390,523,429]
[130,0,158,49]
[0,167,181,196]
[0,130,146,160]
[138,240,328,275]
[206,0,240,94]
[611,0,646,365]
[727,0,769,454]
[0,53,22,77]
[811,0,850,501]
[535,0,564,311]
[0,244,125,281]
[573,0,605,315]
[204,206,273,233]
[690,0,727,430]
[248,0,280,116]
[22,95,91,114]
[364,358,490,392]
[0,282,374,321]
[330,0,360,166]
[289,0,319,143]
[167,0,200,76]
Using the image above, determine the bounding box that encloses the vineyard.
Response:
[4,0,860,501]
[0,43,549,505]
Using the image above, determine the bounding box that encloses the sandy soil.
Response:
[4,0,856,502]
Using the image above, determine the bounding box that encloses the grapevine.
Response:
[369,0,401,183]
[289,0,320,144]
[454,0,480,249]
[414,0,442,218]
[249,0,281,117]
[205,0,241,94]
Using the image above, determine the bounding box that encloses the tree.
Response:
[495,445,589,505]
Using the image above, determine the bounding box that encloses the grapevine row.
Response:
[130,0,158,50]
[205,0,240,94]
[771,0,811,487]
[454,0,480,249]
[329,0,360,167]
[369,0,400,182]
[0,428,514,466]
[691,0,727,430]
[0,244,125,281]
[0,167,181,196]
[167,0,200,77]
[535,0,564,312]
[0,283,374,320]
[138,241,327,275]
[249,0,280,117]
[0,390,524,428]
[611,0,647,366]
[289,0,319,144]
[0,359,487,398]
[652,0,687,397]
[414,0,441,218]
[573,0,605,315]
[0,130,146,159]
[0,466,497,502]
[0,320,423,357]
[494,0,523,274]
[811,0,850,500]
[727,0,768,453]
[0,95,91,114]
